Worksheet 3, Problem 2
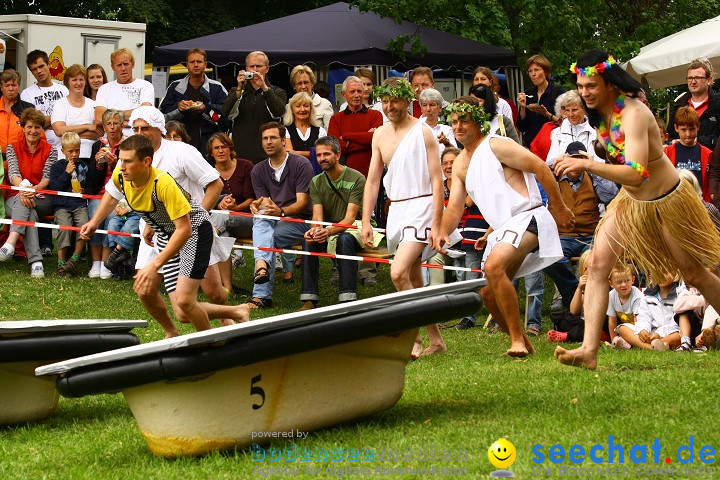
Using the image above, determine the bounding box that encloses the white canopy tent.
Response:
[624,15,720,88]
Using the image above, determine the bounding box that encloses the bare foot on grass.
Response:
[411,339,424,360]
[420,343,447,357]
[554,345,597,370]
[231,304,251,323]
[506,340,530,357]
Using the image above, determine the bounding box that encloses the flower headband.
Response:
[444,102,491,135]
[372,80,415,102]
[570,55,617,77]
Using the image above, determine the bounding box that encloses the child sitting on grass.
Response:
[48,132,89,276]
[607,262,650,350]
[640,273,682,351]
[673,278,720,352]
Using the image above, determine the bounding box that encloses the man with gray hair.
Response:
[299,135,379,310]
[327,76,383,178]
[668,58,720,150]
[221,50,287,163]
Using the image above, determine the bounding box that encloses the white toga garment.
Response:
[465,133,562,278]
[383,121,460,260]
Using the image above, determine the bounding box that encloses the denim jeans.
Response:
[252,218,309,300]
[522,271,544,330]
[87,198,114,247]
[301,232,360,303]
[107,213,140,250]
[543,235,590,308]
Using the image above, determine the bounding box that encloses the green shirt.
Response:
[309,167,365,223]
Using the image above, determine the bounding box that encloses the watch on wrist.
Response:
[280,207,285,217]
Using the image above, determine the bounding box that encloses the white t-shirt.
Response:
[105,139,220,270]
[51,97,97,159]
[496,97,514,122]
[95,79,155,136]
[20,81,69,147]
[607,286,651,330]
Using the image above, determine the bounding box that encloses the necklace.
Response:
[597,94,650,181]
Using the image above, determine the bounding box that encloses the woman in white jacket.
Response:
[546,90,604,165]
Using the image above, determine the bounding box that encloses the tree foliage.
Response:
[350,0,720,89]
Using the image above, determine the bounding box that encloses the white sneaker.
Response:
[88,263,101,278]
[100,265,113,279]
[611,336,631,350]
[30,264,45,278]
[0,246,14,261]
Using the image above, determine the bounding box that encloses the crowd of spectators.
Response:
[1,45,719,350]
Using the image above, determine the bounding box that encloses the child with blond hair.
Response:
[607,263,650,349]
[640,273,683,351]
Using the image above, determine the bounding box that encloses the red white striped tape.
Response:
[210,209,387,233]
[0,184,103,200]
[0,218,481,274]
[232,245,483,274]
[0,218,140,238]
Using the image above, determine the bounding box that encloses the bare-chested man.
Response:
[553,50,720,369]
[361,77,457,358]
[435,96,574,357]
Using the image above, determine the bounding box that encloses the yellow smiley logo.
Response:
[488,438,516,469]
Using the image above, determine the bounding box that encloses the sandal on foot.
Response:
[253,266,270,284]
[282,272,294,284]
[246,297,273,309]
[526,326,541,337]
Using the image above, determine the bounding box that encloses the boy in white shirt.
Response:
[20,49,68,147]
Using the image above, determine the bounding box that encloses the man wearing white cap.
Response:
[87,106,232,336]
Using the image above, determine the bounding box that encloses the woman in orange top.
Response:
[1,70,34,157]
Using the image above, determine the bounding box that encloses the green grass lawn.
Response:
[1,252,719,479]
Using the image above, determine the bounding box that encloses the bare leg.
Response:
[200,264,234,326]
[556,212,622,369]
[218,258,233,291]
[390,242,434,359]
[661,332,681,349]
[90,243,102,262]
[5,231,20,247]
[618,326,650,350]
[663,227,720,318]
[136,272,179,338]
[482,231,540,357]
[169,277,212,332]
[678,314,692,339]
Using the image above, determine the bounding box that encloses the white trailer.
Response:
[0,14,146,89]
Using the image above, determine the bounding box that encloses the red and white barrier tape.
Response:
[0,218,481,274]
[210,209,387,233]
[0,218,140,238]
[0,184,103,200]
[232,244,483,274]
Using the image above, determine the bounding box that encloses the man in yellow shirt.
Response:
[80,135,249,337]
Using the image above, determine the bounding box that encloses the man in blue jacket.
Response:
[160,48,228,159]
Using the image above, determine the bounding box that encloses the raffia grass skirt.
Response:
[599,179,720,285]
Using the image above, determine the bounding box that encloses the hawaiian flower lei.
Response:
[443,102,491,135]
[597,94,650,181]
[570,55,617,77]
[371,80,416,102]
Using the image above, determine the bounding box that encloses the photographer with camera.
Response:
[222,51,287,164]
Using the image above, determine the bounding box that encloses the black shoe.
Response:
[455,317,476,330]
[104,248,131,270]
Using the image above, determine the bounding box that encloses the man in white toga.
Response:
[361,77,460,359]
[436,96,574,357]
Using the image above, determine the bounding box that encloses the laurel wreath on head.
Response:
[443,102,491,134]
[371,80,416,102]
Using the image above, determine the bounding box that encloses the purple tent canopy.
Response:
[152,2,516,69]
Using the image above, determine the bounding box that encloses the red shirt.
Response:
[327,106,383,177]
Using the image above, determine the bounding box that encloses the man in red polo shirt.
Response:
[327,76,383,178]
[668,58,720,150]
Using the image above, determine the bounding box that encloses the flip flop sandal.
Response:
[253,266,270,284]
[246,298,273,309]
